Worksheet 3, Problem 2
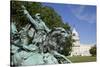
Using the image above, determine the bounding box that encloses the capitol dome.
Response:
[72,28,80,47]
[72,28,80,40]
[72,28,79,36]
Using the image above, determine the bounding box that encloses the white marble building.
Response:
[70,28,94,56]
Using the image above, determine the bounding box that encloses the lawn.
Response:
[67,56,96,63]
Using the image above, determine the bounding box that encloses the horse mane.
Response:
[43,28,66,53]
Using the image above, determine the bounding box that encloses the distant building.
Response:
[70,28,94,56]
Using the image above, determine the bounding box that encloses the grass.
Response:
[67,56,96,63]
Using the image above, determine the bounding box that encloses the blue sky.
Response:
[42,3,96,44]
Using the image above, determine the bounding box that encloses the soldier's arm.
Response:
[21,5,38,29]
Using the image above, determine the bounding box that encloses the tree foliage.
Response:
[89,45,96,56]
[11,1,73,56]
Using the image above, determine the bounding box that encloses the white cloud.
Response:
[68,5,96,23]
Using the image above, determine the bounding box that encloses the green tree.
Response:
[89,45,96,56]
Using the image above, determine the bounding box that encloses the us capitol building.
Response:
[70,28,94,56]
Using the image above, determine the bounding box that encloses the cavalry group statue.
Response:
[11,5,71,66]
